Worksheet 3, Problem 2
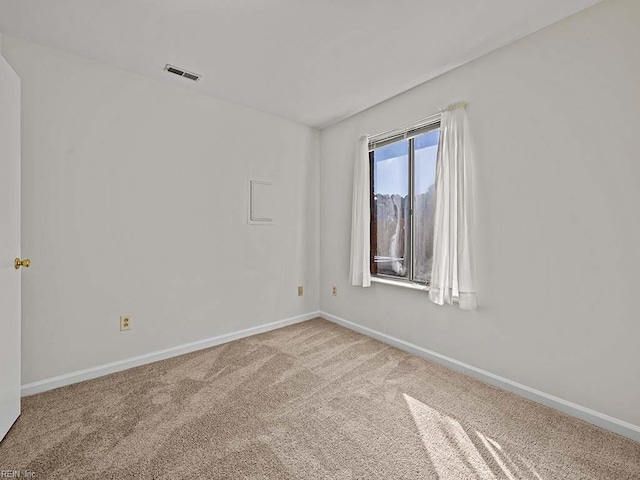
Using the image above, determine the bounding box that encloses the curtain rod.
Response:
[366,100,467,142]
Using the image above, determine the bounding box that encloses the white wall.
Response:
[320,0,640,427]
[2,0,638,430]
[1,36,320,385]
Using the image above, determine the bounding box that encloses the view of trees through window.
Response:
[370,128,440,284]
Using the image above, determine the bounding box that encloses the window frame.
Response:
[369,119,441,288]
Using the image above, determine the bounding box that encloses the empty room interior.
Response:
[1,0,639,478]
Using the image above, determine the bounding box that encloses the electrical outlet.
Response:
[332,286,338,296]
[297,286,304,296]
[120,315,131,331]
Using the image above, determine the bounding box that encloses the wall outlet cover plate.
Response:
[120,315,132,331]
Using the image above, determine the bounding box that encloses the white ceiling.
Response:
[0,0,601,128]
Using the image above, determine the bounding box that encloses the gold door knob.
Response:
[15,257,31,270]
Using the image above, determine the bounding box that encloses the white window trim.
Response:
[370,277,460,304]
[370,276,429,292]
[369,116,441,288]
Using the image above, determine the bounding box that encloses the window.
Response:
[369,121,441,285]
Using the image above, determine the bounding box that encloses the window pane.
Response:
[413,129,440,283]
[372,139,409,278]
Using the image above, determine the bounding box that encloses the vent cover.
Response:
[164,64,201,82]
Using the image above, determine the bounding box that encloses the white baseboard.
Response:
[21,311,320,398]
[21,309,640,443]
[320,311,640,444]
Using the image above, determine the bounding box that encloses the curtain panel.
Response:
[429,106,477,310]
[349,136,372,287]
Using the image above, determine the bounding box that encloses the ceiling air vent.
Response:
[164,64,201,82]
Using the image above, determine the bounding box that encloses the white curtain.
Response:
[429,105,477,310]
[350,135,371,287]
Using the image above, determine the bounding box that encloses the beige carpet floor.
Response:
[1,318,639,479]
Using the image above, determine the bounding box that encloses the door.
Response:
[0,51,21,442]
